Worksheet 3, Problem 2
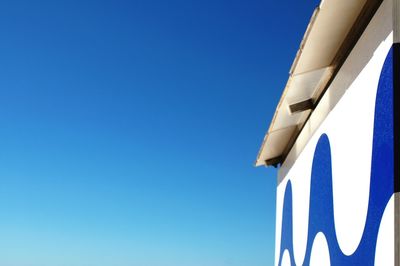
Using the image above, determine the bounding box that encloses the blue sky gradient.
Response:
[0,0,319,265]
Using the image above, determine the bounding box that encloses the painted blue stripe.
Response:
[278,47,394,265]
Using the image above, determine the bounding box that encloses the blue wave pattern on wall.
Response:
[278,47,394,265]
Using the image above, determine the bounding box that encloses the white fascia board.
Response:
[256,0,367,167]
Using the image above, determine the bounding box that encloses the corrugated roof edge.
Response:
[254,6,320,167]
[255,0,384,167]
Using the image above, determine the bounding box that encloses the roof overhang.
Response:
[255,0,383,167]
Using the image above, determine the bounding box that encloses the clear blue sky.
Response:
[0,0,319,265]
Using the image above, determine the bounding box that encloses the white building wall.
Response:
[275,0,394,265]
